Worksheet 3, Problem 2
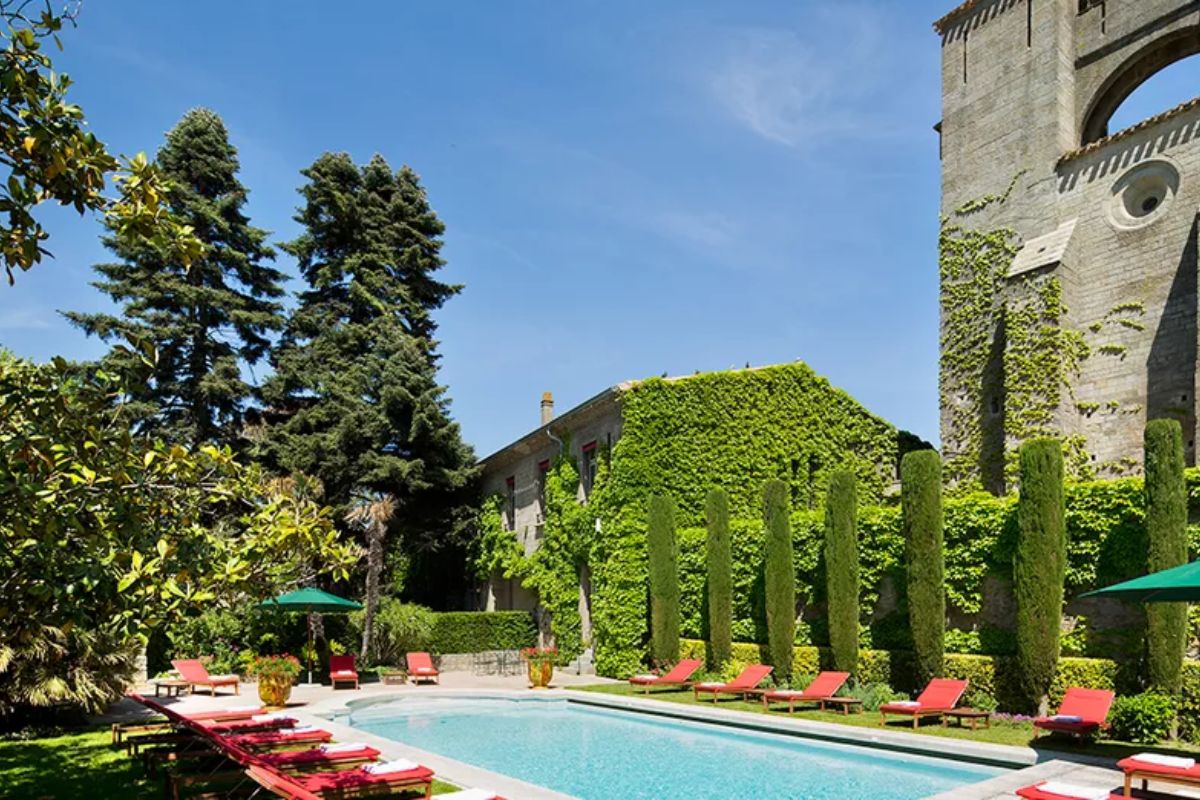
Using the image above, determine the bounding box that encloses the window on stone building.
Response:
[581,441,598,498]
[537,459,550,520]
[505,476,516,531]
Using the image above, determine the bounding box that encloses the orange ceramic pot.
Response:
[527,660,553,689]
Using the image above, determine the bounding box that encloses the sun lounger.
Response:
[407,651,440,684]
[628,659,703,693]
[761,671,851,713]
[1119,752,1200,796]
[329,654,360,689]
[224,725,333,749]
[692,664,774,703]
[171,658,240,696]
[878,678,968,728]
[245,759,435,800]
[1015,781,1123,800]
[1033,687,1115,740]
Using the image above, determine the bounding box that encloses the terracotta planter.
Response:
[257,675,293,707]
[527,659,553,689]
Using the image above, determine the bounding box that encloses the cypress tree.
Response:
[824,470,859,676]
[902,450,944,687]
[705,488,733,668]
[66,108,285,445]
[263,153,475,553]
[647,494,680,664]
[1145,419,1188,695]
[763,479,795,682]
[1015,438,1067,715]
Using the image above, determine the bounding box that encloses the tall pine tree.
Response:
[66,108,285,445]
[263,152,476,559]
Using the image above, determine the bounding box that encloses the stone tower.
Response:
[937,0,1200,492]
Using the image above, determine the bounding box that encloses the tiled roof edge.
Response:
[1058,95,1200,166]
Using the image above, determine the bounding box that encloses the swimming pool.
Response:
[344,696,1003,799]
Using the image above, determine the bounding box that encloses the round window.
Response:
[1109,160,1179,230]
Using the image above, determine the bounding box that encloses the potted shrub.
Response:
[248,654,302,707]
[521,646,557,689]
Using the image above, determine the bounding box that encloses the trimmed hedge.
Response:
[1015,438,1066,714]
[824,470,859,676]
[705,488,734,667]
[1145,419,1188,695]
[647,495,680,664]
[429,611,537,654]
[763,480,795,681]
[902,450,944,686]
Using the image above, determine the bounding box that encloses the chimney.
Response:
[541,392,554,426]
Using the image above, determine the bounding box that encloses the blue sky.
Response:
[1,1,1197,458]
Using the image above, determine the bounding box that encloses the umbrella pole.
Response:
[307,611,314,685]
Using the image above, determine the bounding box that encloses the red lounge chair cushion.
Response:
[202,716,296,733]
[879,701,928,714]
[227,729,332,747]
[630,659,703,685]
[1015,782,1122,800]
[1033,717,1102,734]
[329,655,358,679]
[258,746,381,768]
[695,664,774,693]
[183,706,266,721]
[765,671,851,702]
[293,766,435,791]
[1118,756,1200,779]
[882,679,968,713]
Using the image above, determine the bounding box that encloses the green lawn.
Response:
[573,683,1200,759]
[0,728,460,799]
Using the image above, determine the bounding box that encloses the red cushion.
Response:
[1118,757,1200,779]
[1015,783,1123,800]
[1034,718,1102,734]
[259,747,380,767]
[228,729,332,746]
[294,766,435,791]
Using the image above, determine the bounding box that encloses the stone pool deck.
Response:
[106,673,1200,799]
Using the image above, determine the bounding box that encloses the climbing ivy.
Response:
[588,363,901,675]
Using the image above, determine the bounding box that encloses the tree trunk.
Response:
[360,522,384,660]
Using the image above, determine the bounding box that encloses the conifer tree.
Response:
[705,488,733,668]
[1145,419,1188,695]
[263,152,476,553]
[1015,438,1066,715]
[902,450,944,687]
[647,494,680,664]
[824,470,858,676]
[763,479,795,682]
[66,108,284,445]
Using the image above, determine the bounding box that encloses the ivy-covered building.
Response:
[937,0,1200,492]
[476,362,914,669]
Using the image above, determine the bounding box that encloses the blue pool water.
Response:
[345,697,1003,799]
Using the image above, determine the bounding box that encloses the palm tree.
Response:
[345,494,397,661]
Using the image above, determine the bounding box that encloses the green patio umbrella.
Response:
[258,587,362,685]
[1082,559,1200,603]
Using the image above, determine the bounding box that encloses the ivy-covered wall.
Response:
[589,363,908,676]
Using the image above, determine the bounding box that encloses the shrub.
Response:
[1015,438,1066,715]
[825,470,859,676]
[1145,419,1188,695]
[1179,661,1200,742]
[647,495,681,664]
[1109,693,1176,744]
[350,599,435,665]
[845,682,908,712]
[902,450,944,687]
[166,603,310,676]
[427,611,535,655]
[705,488,734,669]
[763,480,796,682]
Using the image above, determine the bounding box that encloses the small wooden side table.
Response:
[943,708,991,730]
[380,670,408,686]
[819,697,864,715]
[153,679,189,697]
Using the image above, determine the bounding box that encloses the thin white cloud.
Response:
[0,308,53,330]
[708,5,895,148]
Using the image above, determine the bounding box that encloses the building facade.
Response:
[937,0,1200,490]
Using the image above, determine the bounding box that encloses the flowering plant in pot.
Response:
[247,654,301,707]
[520,647,557,689]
